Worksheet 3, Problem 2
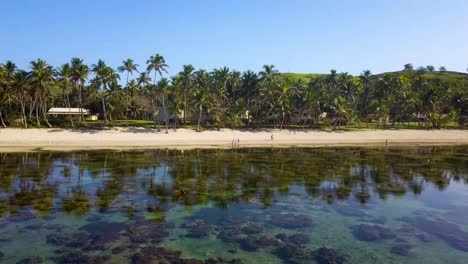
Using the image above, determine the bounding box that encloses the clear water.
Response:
[0,146,467,264]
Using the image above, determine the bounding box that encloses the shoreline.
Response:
[0,127,467,152]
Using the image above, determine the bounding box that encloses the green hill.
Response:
[281,70,468,84]
[280,73,326,82]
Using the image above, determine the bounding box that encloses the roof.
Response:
[47,108,90,115]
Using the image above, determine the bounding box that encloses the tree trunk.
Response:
[197,104,203,131]
[41,97,52,128]
[78,83,84,122]
[66,93,74,127]
[0,109,6,127]
[151,98,157,129]
[43,107,52,128]
[35,98,40,126]
[20,95,28,128]
[101,96,108,123]
[184,87,187,127]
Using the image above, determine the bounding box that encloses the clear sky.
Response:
[2,0,467,76]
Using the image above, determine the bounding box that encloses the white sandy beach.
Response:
[0,128,467,152]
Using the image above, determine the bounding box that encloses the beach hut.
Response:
[47,108,97,120]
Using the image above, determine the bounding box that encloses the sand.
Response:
[0,127,467,152]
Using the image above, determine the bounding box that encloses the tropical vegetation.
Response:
[0,56,467,130]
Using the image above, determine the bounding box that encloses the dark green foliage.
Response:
[1,58,467,129]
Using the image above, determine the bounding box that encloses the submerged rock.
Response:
[205,257,243,264]
[46,233,70,246]
[416,233,432,243]
[16,256,43,264]
[0,231,14,242]
[351,224,396,241]
[126,219,171,244]
[52,251,90,264]
[287,234,310,247]
[276,243,308,263]
[130,246,202,264]
[334,204,366,217]
[240,235,278,251]
[182,219,213,238]
[7,211,35,222]
[270,214,314,229]
[111,246,126,255]
[240,237,261,252]
[400,216,468,252]
[312,247,348,264]
[275,233,287,241]
[79,221,126,235]
[241,225,263,234]
[218,228,241,243]
[390,244,413,256]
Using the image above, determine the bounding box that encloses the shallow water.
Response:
[0,146,467,264]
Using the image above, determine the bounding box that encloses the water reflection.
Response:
[1,147,466,218]
[0,146,467,263]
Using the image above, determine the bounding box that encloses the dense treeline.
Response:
[0,55,467,130]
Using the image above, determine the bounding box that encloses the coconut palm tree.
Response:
[0,61,17,127]
[156,78,171,133]
[30,59,54,127]
[146,54,168,128]
[91,60,117,123]
[56,63,75,127]
[137,72,152,87]
[124,80,140,120]
[194,70,211,131]
[359,70,372,119]
[70,58,89,122]
[146,54,168,85]
[118,58,139,84]
[179,64,195,126]
[12,70,30,127]
[240,70,259,124]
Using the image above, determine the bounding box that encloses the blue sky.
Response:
[1,0,467,76]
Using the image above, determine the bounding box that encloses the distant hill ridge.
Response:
[281,70,468,84]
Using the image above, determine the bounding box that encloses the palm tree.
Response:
[30,59,54,127]
[56,63,75,127]
[156,78,170,132]
[118,58,139,84]
[124,80,140,120]
[146,54,168,85]
[359,70,372,119]
[179,64,195,126]
[331,97,353,130]
[170,76,183,130]
[194,70,211,131]
[259,65,279,82]
[70,58,89,122]
[259,65,280,125]
[12,70,30,127]
[137,72,152,87]
[0,61,17,127]
[146,54,168,128]
[241,70,258,125]
[91,59,114,123]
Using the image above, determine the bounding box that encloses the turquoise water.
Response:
[0,146,467,263]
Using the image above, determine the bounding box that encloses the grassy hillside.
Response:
[281,73,326,82]
[281,70,468,84]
